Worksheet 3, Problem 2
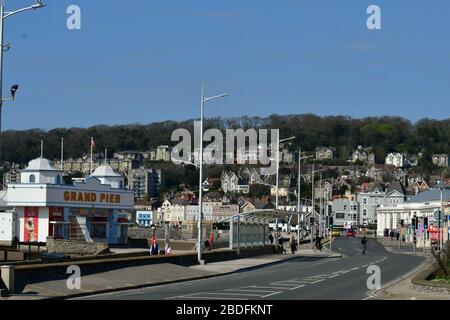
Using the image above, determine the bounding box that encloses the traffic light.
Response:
[423,217,428,229]
[411,217,416,230]
[328,216,334,229]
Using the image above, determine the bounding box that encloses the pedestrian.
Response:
[204,239,211,251]
[290,236,297,254]
[389,230,394,241]
[209,231,215,250]
[269,233,274,245]
[361,236,367,254]
[396,231,400,241]
[165,243,172,254]
[151,240,159,256]
[277,235,285,254]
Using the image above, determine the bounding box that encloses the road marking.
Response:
[178,296,246,300]
[351,267,359,271]
[166,293,247,300]
[303,278,325,283]
[261,291,282,298]
[288,285,305,291]
[272,279,304,284]
[204,292,266,297]
[225,288,277,294]
[307,274,330,279]
[250,285,293,290]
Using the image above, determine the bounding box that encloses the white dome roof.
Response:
[24,157,59,171]
[92,165,121,177]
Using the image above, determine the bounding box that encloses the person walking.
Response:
[209,231,215,250]
[151,239,159,256]
[269,233,274,245]
[314,234,323,251]
[277,234,286,254]
[165,243,172,254]
[361,236,368,254]
[290,236,298,254]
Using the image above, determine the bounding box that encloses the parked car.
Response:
[346,229,356,237]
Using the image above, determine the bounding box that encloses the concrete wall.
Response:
[46,237,109,256]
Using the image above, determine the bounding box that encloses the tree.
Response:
[249,184,271,199]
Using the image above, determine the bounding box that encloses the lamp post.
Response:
[436,181,445,252]
[275,134,295,210]
[310,166,326,242]
[0,0,45,164]
[197,84,227,264]
[297,149,313,239]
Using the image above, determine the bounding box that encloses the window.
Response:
[29,174,36,183]
[363,209,367,216]
[363,198,368,205]
[56,175,61,185]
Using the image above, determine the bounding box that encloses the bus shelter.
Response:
[220,209,300,252]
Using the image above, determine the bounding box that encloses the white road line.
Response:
[307,274,330,279]
[175,296,247,300]
[251,285,293,290]
[328,274,340,278]
[351,267,359,271]
[166,293,245,300]
[203,292,265,297]
[262,291,282,298]
[225,288,277,294]
[288,285,306,291]
[271,281,301,286]
[301,278,325,283]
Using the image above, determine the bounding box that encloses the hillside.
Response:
[2,114,449,166]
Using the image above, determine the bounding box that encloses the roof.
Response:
[23,157,60,172]
[408,188,450,203]
[386,181,406,196]
[219,209,302,223]
[92,165,121,177]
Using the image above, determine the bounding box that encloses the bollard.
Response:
[1,265,15,293]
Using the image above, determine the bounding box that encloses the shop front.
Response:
[7,176,134,244]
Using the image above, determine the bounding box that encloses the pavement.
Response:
[73,237,427,300]
[4,247,339,300]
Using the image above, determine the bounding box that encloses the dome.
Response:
[92,165,121,177]
[24,157,59,171]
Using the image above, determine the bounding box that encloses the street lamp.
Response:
[0,0,45,163]
[275,133,295,210]
[297,149,314,239]
[436,181,445,252]
[197,84,228,264]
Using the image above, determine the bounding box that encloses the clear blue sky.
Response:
[3,0,450,130]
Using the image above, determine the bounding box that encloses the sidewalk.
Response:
[4,250,340,300]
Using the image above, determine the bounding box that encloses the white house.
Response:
[385,153,405,168]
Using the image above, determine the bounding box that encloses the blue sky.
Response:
[3,0,450,130]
